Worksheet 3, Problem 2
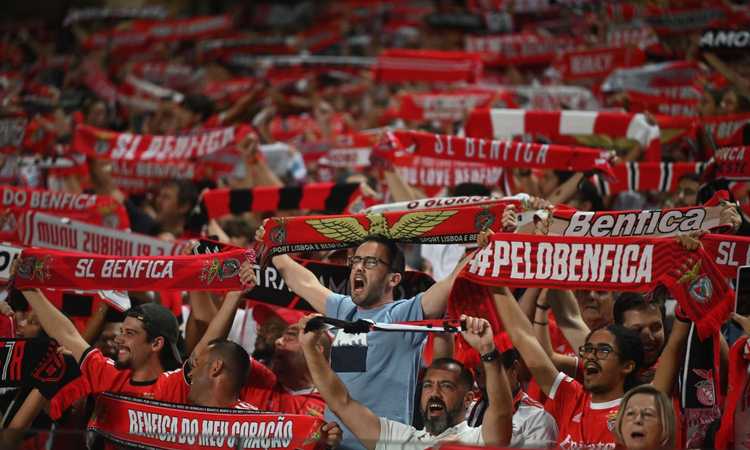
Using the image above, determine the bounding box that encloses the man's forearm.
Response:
[21,290,86,359]
[304,346,351,416]
[482,356,513,447]
[192,292,242,359]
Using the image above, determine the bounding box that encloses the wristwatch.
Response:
[480,348,500,362]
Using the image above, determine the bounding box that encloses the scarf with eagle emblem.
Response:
[257,202,516,260]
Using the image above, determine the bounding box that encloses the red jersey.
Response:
[243,384,325,416]
[51,348,275,419]
[546,372,621,450]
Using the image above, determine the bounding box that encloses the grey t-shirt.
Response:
[325,293,426,450]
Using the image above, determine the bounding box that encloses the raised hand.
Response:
[460,314,495,355]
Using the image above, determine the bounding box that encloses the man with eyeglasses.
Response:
[255,228,471,450]
[491,282,644,450]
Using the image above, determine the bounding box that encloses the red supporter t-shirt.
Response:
[50,348,275,419]
[546,372,621,450]
[243,384,325,416]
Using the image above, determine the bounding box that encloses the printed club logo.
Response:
[688,275,713,304]
[692,369,716,407]
[200,258,240,285]
[16,255,52,281]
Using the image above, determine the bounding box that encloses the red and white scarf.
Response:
[88,393,323,450]
[0,186,129,230]
[390,130,615,176]
[82,15,234,51]
[397,88,507,123]
[14,247,250,291]
[461,233,733,339]
[259,203,511,258]
[73,124,252,161]
[465,33,577,67]
[17,211,187,256]
[601,61,704,96]
[553,46,646,81]
[374,49,483,83]
[465,108,661,161]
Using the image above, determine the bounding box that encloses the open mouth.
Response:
[629,431,646,441]
[584,362,601,375]
[352,275,365,294]
[426,399,446,416]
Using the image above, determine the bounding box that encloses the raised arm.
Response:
[546,289,590,351]
[534,291,579,377]
[21,289,88,362]
[257,222,332,313]
[421,206,518,319]
[299,315,380,450]
[491,285,560,395]
[460,315,513,447]
[652,316,690,394]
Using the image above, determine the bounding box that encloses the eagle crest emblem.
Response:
[200,258,240,285]
[17,255,52,281]
[306,211,458,242]
[677,260,702,285]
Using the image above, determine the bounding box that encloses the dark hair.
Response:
[613,292,665,326]
[573,179,605,211]
[697,179,735,205]
[428,358,474,390]
[451,182,491,197]
[501,348,520,370]
[678,172,701,184]
[360,235,406,274]
[206,339,251,394]
[221,218,255,241]
[125,306,182,371]
[162,179,199,210]
[586,324,644,391]
[182,94,215,121]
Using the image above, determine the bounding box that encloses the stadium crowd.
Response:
[1,0,750,449]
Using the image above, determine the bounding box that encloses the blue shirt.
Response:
[325,293,426,450]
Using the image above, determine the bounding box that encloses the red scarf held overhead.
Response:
[18,211,188,256]
[259,203,511,258]
[88,393,324,450]
[626,91,699,117]
[714,336,750,450]
[109,159,235,194]
[461,233,733,339]
[590,161,706,196]
[708,146,750,180]
[393,155,505,193]
[82,15,234,51]
[543,191,728,238]
[374,49,483,83]
[553,45,646,81]
[0,185,129,230]
[465,33,577,67]
[397,89,507,123]
[390,130,615,178]
[202,182,366,218]
[13,247,250,292]
[465,108,662,162]
[73,123,253,162]
[703,233,750,279]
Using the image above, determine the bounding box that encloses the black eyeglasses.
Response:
[578,344,619,360]
[347,256,391,270]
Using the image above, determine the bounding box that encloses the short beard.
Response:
[114,358,131,370]
[422,406,461,436]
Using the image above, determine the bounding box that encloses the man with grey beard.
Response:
[299,313,514,450]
